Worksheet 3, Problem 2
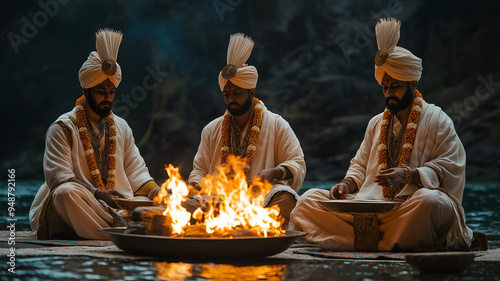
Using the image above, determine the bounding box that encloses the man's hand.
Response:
[148,187,161,200]
[95,189,126,208]
[257,167,282,183]
[181,197,202,213]
[374,168,405,188]
[330,183,351,199]
[187,182,202,197]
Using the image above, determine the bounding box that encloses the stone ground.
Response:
[1,231,500,280]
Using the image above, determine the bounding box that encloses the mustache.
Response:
[228,102,239,107]
[386,97,400,100]
[100,102,112,106]
[386,97,400,102]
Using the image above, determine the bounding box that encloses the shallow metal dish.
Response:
[317,199,402,213]
[100,227,306,259]
[114,197,156,210]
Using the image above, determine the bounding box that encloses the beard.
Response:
[227,93,253,116]
[87,94,112,117]
[385,85,414,113]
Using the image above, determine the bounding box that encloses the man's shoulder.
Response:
[264,108,281,119]
[370,112,385,121]
[46,109,77,143]
[422,101,445,115]
[263,108,290,127]
[367,112,385,127]
[112,113,131,129]
[421,101,455,128]
[203,115,225,130]
[52,108,77,127]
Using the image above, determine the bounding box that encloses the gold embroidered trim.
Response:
[55,121,73,147]
[354,213,380,251]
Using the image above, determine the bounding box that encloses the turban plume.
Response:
[218,33,259,91]
[374,18,422,84]
[79,28,123,89]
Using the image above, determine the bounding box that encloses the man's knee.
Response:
[413,188,453,212]
[268,191,296,222]
[52,183,85,207]
[296,188,328,206]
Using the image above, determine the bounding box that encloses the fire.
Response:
[154,155,284,237]
[155,262,286,280]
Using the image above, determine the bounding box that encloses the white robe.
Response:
[30,107,155,239]
[188,102,306,205]
[291,101,473,251]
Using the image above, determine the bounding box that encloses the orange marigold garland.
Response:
[220,97,263,178]
[378,90,423,200]
[75,95,116,190]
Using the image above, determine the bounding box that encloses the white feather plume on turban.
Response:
[374,18,422,85]
[218,33,259,91]
[79,29,123,89]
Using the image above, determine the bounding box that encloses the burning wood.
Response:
[124,206,165,235]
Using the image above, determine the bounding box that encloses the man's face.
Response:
[85,79,116,117]
[222,81,254,116]
[381,74,416,113]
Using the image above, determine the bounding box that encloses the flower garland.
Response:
[75,95,117,190]
[221,97,263,178]
[378,90,423,198]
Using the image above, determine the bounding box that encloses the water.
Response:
[3,256,500,281]
[1,180,39,231]
[2,181,500,235]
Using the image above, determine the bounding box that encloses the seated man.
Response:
[30,29,159,240]
[187,33,306,225]
[291,18,474,251]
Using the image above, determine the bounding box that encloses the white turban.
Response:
[374,18,422,85]
[79,29,123,89]
[218,33,259,91]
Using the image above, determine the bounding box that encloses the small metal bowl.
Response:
[405,252,475,274]
[114,197,156,210]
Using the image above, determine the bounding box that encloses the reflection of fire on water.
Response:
[143,155,284,238]
[155,262,286,281]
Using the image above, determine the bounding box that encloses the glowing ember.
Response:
[153,156,284,238]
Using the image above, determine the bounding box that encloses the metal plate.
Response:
[317,199,402,213]
[100,227,306,259]
[114,198,155,210]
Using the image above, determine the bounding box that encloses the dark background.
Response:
[1,0,500,183]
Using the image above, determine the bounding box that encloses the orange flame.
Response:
[154,155,284,237]
[155,262,286,280]
[154,164,191,235]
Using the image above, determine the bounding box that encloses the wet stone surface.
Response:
[3,256,500,281]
